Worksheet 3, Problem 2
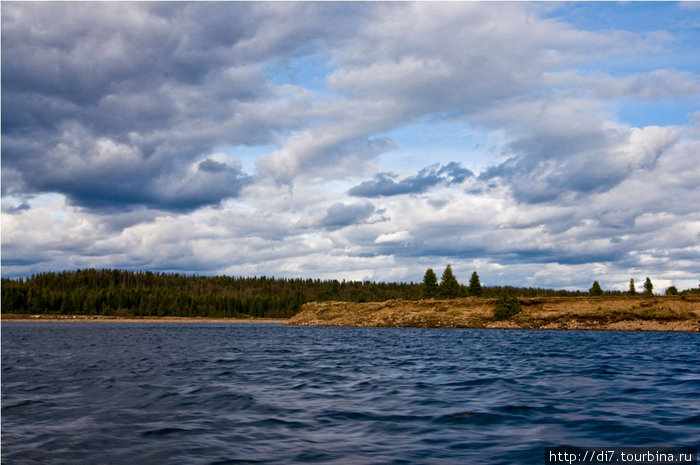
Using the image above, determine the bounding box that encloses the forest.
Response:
[4,268,695,319]
[0,268,601,319]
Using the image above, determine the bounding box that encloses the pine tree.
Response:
[468,271,483,297]
[422,268,439,299]
[589,280,603,296]
[439,265,461,299]
[643,277,653,295]
[628,278,636,296]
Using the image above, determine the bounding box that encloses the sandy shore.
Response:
[1,314,288,324]
[287,296,700,332]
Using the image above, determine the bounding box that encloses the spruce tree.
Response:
[589,280,603,296]
[628,278,637,295]
[422,268,439,299]
[643,277,653,295]
[468,271,483,297]
[439,265,461,299]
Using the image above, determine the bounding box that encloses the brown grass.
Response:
[286,296,700,332]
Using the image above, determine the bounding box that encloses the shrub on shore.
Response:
[494,295,522,320]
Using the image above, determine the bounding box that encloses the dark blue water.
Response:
[2,323,699,464]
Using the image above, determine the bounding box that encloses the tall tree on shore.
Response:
[589,281,603,296]
[439,265,461,299]
[628,278,637,295]
[468,271,483,297]
[422,268,439,299]
[643,277,653,295]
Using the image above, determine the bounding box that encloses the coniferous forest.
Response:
[2,268,690,319]
[1,269,426,318]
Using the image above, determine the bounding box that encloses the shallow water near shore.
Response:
[2,323,699,464]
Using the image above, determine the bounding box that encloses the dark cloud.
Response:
[3,202,31,214]
[0,2,365,212]
[1,257,45,267]
[3,126,253,211]
[349,162,473,197]
[320,202,375,230]
[198,159,229,173]
[63,165,252,212]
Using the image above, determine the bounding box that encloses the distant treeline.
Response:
[1,269,420,318]
[1,269,694,319]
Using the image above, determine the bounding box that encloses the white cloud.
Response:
[375,231,412,244]
[2,2,699,291]
[548,69,700,100]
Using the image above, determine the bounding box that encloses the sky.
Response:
[2,2,699,292]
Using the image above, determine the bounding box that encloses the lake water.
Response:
[2,323,699,464]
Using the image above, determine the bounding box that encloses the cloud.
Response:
[2,123,253,211]
[472,87,684,203]
[258,130,398,185]
[349,162,473,197]
[0,2,365,211]
[2,2,699,292]
[320,202,375,230]
[375,230,412,244]
[4,2,688,208]
[548,69,700,101]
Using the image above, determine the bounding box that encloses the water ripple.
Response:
[2,323,698,464]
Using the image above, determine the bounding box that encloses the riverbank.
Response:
[287,296,700,332]
[1,314,287,324]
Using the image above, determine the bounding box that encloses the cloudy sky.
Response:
[2,2,699,291]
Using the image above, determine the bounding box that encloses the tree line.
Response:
[421,265,589,299]
[2,268,695,319]
[426,266,696,300]
[588,277,694,297]
[1,269,422,318]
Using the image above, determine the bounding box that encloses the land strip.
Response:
[4,296,699,331]
[287,296,700,332]
[1,314,287,324]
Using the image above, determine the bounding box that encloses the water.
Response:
[2,323,699,464]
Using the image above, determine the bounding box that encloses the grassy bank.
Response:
[286,296,700,332]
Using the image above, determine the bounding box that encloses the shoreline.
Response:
[1,314,288,324]
[287,296,700,332]
[4,295,700,332]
